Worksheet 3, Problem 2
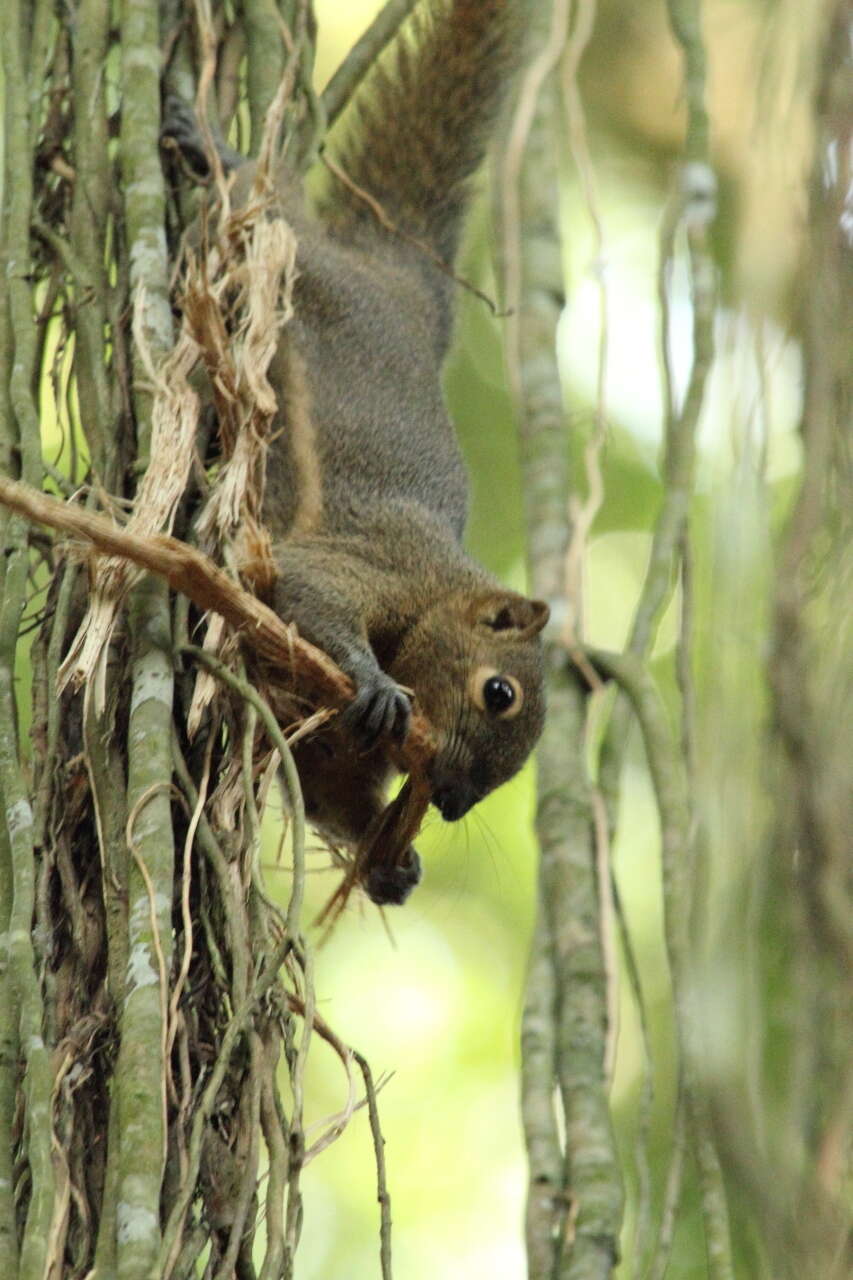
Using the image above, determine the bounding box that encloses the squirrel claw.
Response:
[343,673,411,748]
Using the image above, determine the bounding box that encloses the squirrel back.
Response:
[266,0,518,540]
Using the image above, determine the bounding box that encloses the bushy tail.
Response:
[327,0,516,265]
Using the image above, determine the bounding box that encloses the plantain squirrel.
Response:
[164,0,549,905]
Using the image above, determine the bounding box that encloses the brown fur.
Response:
[165,0,546,904]
[268,344,322,535]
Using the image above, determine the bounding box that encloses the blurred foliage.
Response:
[288,1,850,1277]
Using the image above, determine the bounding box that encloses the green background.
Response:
[261,3,812,1276]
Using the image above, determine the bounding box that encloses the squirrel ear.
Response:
[473,593,550,639]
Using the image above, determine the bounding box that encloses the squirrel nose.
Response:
[431,778,479,822]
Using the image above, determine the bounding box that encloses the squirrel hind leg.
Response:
[160,94,245,178]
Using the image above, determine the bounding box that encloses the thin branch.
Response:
[321,0,420,127]
[645,1088,687,1280]
[661,4,733,1274]
[68,0,113,477]
[498,1,624,1275]
[764,4,853,1272]
[1,3,57,1271]
[353,1051,394,1280]
[213,1033,263,1280]
[241,0,296,153]
[183,646,308,935]
[169,726,247,998]
[259,1031,289,1280]
[158,934,294,1276]
[282,940,313,1275]
[0,473,436,765]
[519,913,562,1276]
[112,0,179,1269]
[590,646,733,1280]
[561,0,610,644]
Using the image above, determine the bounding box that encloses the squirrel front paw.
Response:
[342,670,411,747]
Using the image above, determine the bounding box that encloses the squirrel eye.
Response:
[483,676,515,713]
[470,668,524,719]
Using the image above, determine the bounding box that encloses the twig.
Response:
[561,0,610,645]
[125,781,177,1161]
[183,645,308,935]
[354,1051,394,1280]
[213,1033,263,1280]
[68,0,113,477]
[660,4,734,1274]
[241,0,301,154]
[166,728,216,1064]
[170,726,250,1007]
[283,941,314,1271]
[500,0,572,418]
[519,913,561,1277]
[0,474,436,763]
[1,2,58,1270]
[259,1030,289,1278]
[645,1087,687,1280]
[613,871,655,1276]
[158,933,293,1276]
[589,646,732,1280]
[591,787,619,1087]
[497,1,625,1274]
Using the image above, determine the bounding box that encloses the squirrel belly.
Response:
[164,0,548,904]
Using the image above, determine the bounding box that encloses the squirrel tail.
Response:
[325,0,517,265]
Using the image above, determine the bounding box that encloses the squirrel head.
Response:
[392,589,549,821]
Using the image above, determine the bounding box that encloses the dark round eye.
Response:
[469,667,524,718]
[483,676,516,714]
